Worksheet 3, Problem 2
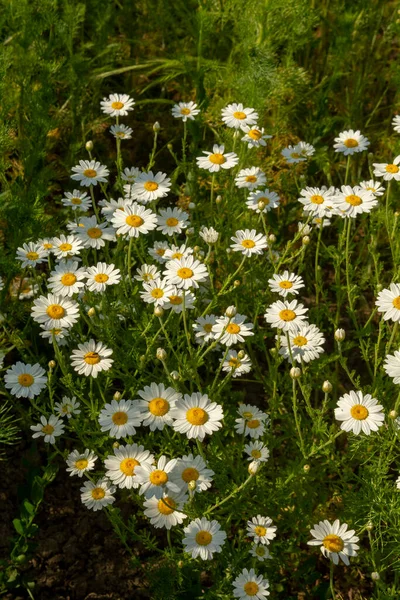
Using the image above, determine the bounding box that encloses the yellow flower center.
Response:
[112,411,128,425]
[255,525,267,537]
[181,467,200,483]
[157,497,176,515]
[180,108,191,115]
[350,404,369,420]
[75,459,88,470]
[279,280,293,289]
[84,351,100,365]
[343,138,359,148]
[46,304,65,319]
[293,335,307,347]
[386,164,399,174]
[279,309,296,321]
[143,273,154,281]
[247,419,260,429]
[168,295,182,305]
[290,152,301,159]
[226,323,240,334]
[256,546,266,556]
[87,227,102,239]
[43,243,53,249]
[166,217,179,227]
[243,582,259,596]
[94,273,109,283]
[203,323,213,333]
[26,251,39,260]
[18,373,34,387]
[323,534,344,552]
[177,267,193,279]
[229,357,241,368]
[393,296,400,309]
[241,239,256,248]
[156,248,166,256]
[345,195,362,206]
[42,424,55,435]
[310,194,324,204]
[144,181,159,192]
[59,243,73,251]
[120,458,140,476]
[248,129,262,140]
[186,407,209,425]
[71,198,82,205]
[149,470,169,485]
[83,169,97,178]
[233,111,246,119]
[116,132,125,138]
[148,397,169,416]
[126,215,144,227]
[251,449,262,458]
[209,153,226,165]
[171,252,183,259]
[245,175,258,183]
[91,487,105,500]
[151,288,164,299]
[61,273,77,286]
[242,412,253,419]
[111,101,124,110]
[195,531,212,545]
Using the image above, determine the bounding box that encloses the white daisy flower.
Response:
[31,414,64,444]
[244,441,269,463]
[37,238,54,253]
[99,399,142,439]
[222,350,252,377]
[232,568,270,599]
[54,396,81,419]
[140,277,175,307]
[199,227,219,244]
[157,208,190,236]
[4,362,47,399]
[333,185,378,218]
[31,294,79,329]
[143,491,188,529]
[279,324,325,363]
[16,242,47,268]
[170,453,214,493]
[135,382,181,431]
[170,392,224,441]
[111,203,158,238]
[359,179,385,196]
[66,449,97,477]
[130,171,171,203]
[307,519,360,565]
[234,405,268,439]
[80,478,116,511]
[70,339,113,378]
[135,455,180,499]
[212,314,254,347]
[193,315,217,344]
[148,241,170,263]
[392,115,400,133]
[163,244,193,261]
[221,103,258,130]
[10,277,39,300]
[100,93,135,117]
[249,544,272,562]
[246,189,280,213]
[61,190,92,211]
[104,443,154,489]
[39,327,69,346]
[334,390,384,435]
[298,221,312,236]
[110,123,133,140]
[52,234,83,259]
[333,130,370,155]
[241,125,272,148]
[99,197,133,222]
[172,101,200,122]
[298,186,336,218]
[164,255,208,290]
[230,229,268,257]
[183,518,226,560]
[235,167,267,190]
[376,283,400,322]
[312,216,331,228]
[282,141,315,164]
[384,350,400,383]
[268,271,304,298]
[247,515,277,545]
[71,160,109,187]
[134,264,161,282]
[85,262,121,293]
[373,156,400,181]
[196,144,239,172]
[164,287,196,313]
[121,166,141,184]
[264,299,308,332]
[47,260,87,297]
[72,216,116,248]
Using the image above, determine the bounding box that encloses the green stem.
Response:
[292,378,306,458]
[204,473,254,516]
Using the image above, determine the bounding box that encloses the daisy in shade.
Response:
[30,415,65,444]
[279,324,325,364]
[85,262,121,292]
[130,171,171,203]
[312,216,332,228]
[376,283,400,322]
[250,544,272,562]
[66,449,97,478]
[164,288,196,313]
[298,186,335,218]
[359,180,385,196]
[233,568,270,599]
[143,491,188,529]
[241,125,272,148]
[244,441,270,463]
[40,327,69,346]
[61,190,92,211]
[333,129,370,155]
[247,515,277,545]
[48,260,87,297]
[99,398,142,439]
[140,277,175,307]
[54,396,81,419]
[71,160,109,187]
[70,339,113,378]
[164,244,193,261]
[104,443,154,489]
[230,229,268,257]
[307,519,359,565]
[193,315,217,345]
[16,242,47,268]
[111,203,158,238]
[334,390,384,435]
[5,362,47,399]
[212,314,254,347]
[172,101,200,121]
[157,207,189,236]
[373,156,400,181]
[235,167,266,190]
[282,141,315,164]
[196,144,239,172]
[135,455,181,499]
[135,382,181,431]
[183,518,226,560]
[222,350,252,377]
[170,454,214,493]
[268,271,304,298]
[164,255,208,290]
[99,197,133,221]
[121,166,141,184]
[110,124,133,140]
[221,103,258,130]
[171,392,224,441]
[148,241,170,263]
[235,405,268,439]
[31,294,79,329]
[246,189,280,213]
[384,350,400,383]
[80,478,116,511]
[134,264,161,282]
[73,216,116,248]
[200,226,219,244]
[264,299,308,332]
[333,185,378,218]
[52,234,83,259]
[100,93,135,117]
[11,278,39,300]
[392,115,400,133]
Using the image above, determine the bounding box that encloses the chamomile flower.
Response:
[111,203,158,238]
[71,160,109,187]
[170,454,214,493]
[135,455,180,499]
[110,123,133,140]
[250,544,272,562]
[5,362,47,399]
[247,515,277,545]
[193,315,217,344]
[52,234,83,259]
[99,197,133,221]
[164,255,208,290]
[47,260,87,297]
[99,399,142,439]
[39,327,69,346]
[359,180,385,196]
[85,262,121,292]
[233,568,270,599]
[373,156,400,181]
[212,314,254,347]
[268,271,304,298]
[31,294,79,329]
[140,277,175,307]
[392,115,400,133]
[230,229,268,257]
[298,186,336,218]
[235,405,268,439]
[54,396,81,419]
[264,299,308,332]
[31,415,65,444]
[66,449,97,477]
[143,491,188,529]
[333,185,378,218]
[333,129,370,155]
[282,141,315,164]
[73,216,116,248]
[16,242,47,268]
[70,339,113,377]
[134,264,161,282]
[163,244,193,261]
[135,382,181,431]
[183,518,226,560]
[334,390,385,435]
[130,171,171,203]
[80,478,116,511]
[10,277,39,300]
[172,101,200,122]
[222,350,252,377]
[244,441,270,463]
[199,227,219,244]
[312,216,332,228]
[241,125,272,148]
[235,167,266,190]
[104,443,154,489]
[157,207,189,236]
[196,144,239,172]
[148,241,170,263]
[171,393,224,441]
[164,287,196,313]
[121,166,141,184]
[246,189,280,213]
[298,221,312,236]
[100,93,135,117]
[307,519,359,565]
[61,190,92,211]
[37,238,54,254]
[279,324,325,363]
[376,283,400,322]
[221,103,258,130]
[384,350,400,383]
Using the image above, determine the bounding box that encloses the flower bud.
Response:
[322,380,332,393]
[258,200,266,211]
[188,480,196,491]
[302,235,310,245]
[85,140,93,151]
[215,195,222,204]
[177,560,184,568]
[371,572,380,581]
[112,441,120,449]
[193,246,200,253]
[87,307,96,317]
[366,521,373,531]
[389,409,398,419]
[139,355,146,363]
[156,348,167,361]
[303,464,310,473]
[113,391,122,401]
[268,234,276,243]
[237,350,246,359]
[225,305,237,318]
[248,460,260,475]
[186,227,194,236]
[48,360,56,369]
[154,306,164,318]
[395,211,400,218]
[170,370,180,381]
[188,202,195,209]
[334,328,346,342]
[234,280,240,287]
[167,143,173,151]
[196,250,205,260]
[290,367,301,379]
[153,121,160,132]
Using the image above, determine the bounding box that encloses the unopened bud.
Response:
[87,307,96,317]
[303,464,310,473]
[226,248,232,254]
[193,246,200,253]
[371,572,380,581]
[290,367,301,379]
[302,235,310,245]
[196,250,205,260]
[188,202,195,209]
[395,211,400,218]
[156,348,167,361]
[215,195,222,204]
[376,283,383,292]
[234,280,240,287]
[154,306,164,318]
[113,391,122,401]
[153,121,160,132]
[366,521,373,531]
[48,360,56,369]
[248,460,260,475]
[225,305,237,318]
[322,380,332,393]
[112,441,120,449]
[268,234,276,243]
[170,370,180,381]
[188,480,196,491]
[258,200,266,211]
[237,350,246,359]
[139,355,146,363]
[167,143,173,151]
[186,227,194,236]
[334,328,346,342]
[389,409,398,419]
[177,560,184,568]
[85,140,93,151]
[270,347,277,356]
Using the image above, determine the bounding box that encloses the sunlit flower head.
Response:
[221,350,252,377]
[143,491,187,529]
[221,103,258,130]
[268,271,304,298]
[32,293,79,329]
[66,449,97,477]
[130,171,171,203]
[52,234,83,259]
[71,160,109,187]
[278,323,325,363]
[100,93,135,117]
[359,179,385,196]
[196,144,239,172]
[333,185,378,218]
[104,443,154,489]
[171,392,224,441]
[373,156,400,181]
[85,262,121,292]
[61,190,92,211]
[282,141,315,164]
[298,186,336,218]
[376,283,400,322]
[333,129,370,156]
[135,382,181,431]
[247,515,277,545]
[110,123,133,140]
[212,314,254,346]
[80,478,116,511]
[99,399,142,439]
[16,242,47,268]
[31,414,64,444]
[134,264,161,282]
[172,101,200,122]
[170,453,214,494]
[164,255,208,290]
[135,455,181,499]
[111,203,158,238]
[334,390,384,435]
[246,189,280,213]
[5,362,47,399]
[308,519,359,565]
[235,167,266,190]
[70,339,113,377]
[183,518,226,560]
[264,299,308,332]
[157,207,189,236]
[72,216,116,248]
[232,568,270,599]
[48,260,86,297]
[241,125,272,148]
[230,229,268,257]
